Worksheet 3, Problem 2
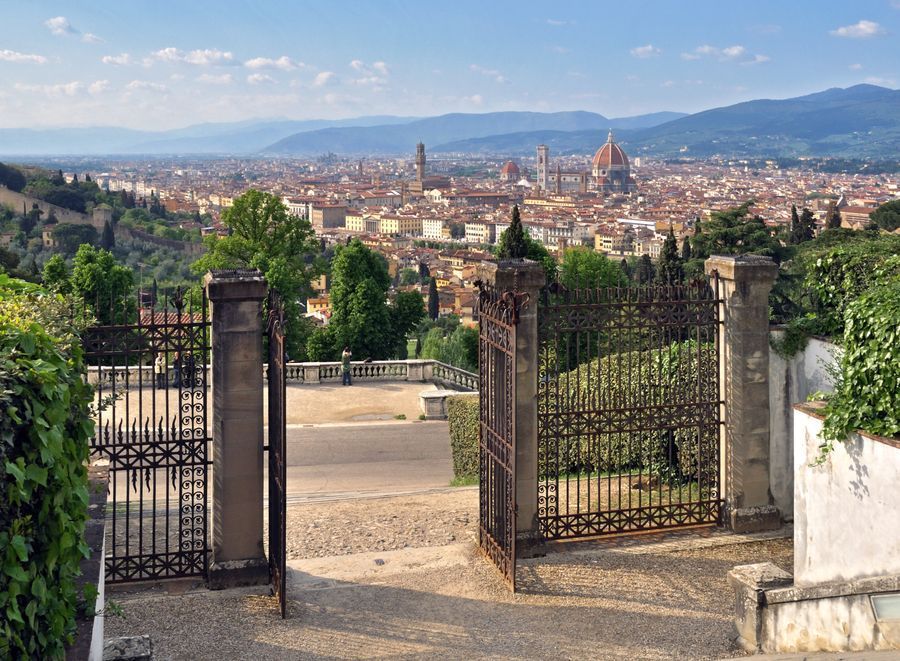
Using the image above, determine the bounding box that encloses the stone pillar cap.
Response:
[705,254,778,282]
[477,258,546,289]
[204,269,268,301]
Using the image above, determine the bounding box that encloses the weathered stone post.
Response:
[204,270,270,588]
[705,255,781,532]
[476,259,546,539]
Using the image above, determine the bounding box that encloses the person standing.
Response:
[172,351,182,388]
[154,352,167,389]
[341,347,352,386]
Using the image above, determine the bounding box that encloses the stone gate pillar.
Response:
[204,270,270,588]
[476,259,546,540]
[705,255,781,533]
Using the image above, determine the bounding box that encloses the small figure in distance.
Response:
[341,346,352,386]
[154,352,167,389]
[172,351,182,388]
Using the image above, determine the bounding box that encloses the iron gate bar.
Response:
[475,281,524,592]
[267,290,288,618]
[537,275,723,541]
[82,287,211,583]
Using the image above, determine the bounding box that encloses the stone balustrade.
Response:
[87,359,477,391]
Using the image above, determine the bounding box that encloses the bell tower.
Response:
[536,144,549,191]
[415,142,426,182]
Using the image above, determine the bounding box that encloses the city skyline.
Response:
[0,0,898,130]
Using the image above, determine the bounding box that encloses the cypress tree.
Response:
[637,254,654,285]
[789,204,801,245]
[100,219,115,250]
[826,205,842,230]
[798,207,816,242]
[655,228,684,285]
[620,257,630,279]
[497,204,527,259]
[681,236,692,261]
[427,277,439,320]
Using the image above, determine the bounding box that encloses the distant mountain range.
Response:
[0,85,897,159]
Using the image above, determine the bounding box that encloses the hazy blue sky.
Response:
[0,0,897,130]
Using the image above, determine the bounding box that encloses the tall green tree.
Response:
[53,223,98,255]
[687,202,788,276]
[559,247,627,289]
[192,189,322,358]
[797,207,817,243]
[70,245,135,323]
[391,290,426,358]
[655,228,684,285]
[427,276,439,320]
[42,254,71,293]
[870,199,900,232]
[681,236,692,261]
[496,204,527,259]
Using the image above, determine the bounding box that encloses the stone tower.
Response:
[415,142,426,182]
[536,144,549,191]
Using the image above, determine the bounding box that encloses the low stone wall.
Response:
[729,405,900,653]
[793,404,900,586]
[768,332,838,520]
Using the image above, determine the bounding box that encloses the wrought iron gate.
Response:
[537,276,723,540]
[476,282,524,591]
[266,291,287,617]
[82,289,210,583]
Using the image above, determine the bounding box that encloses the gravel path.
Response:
[281,489,478,559]
[107,490,794,660]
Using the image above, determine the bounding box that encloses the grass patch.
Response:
[394,413,407,420]
[450,475,479,487]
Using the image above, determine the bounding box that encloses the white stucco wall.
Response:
[793,407,900,586]
[768,333,838,520]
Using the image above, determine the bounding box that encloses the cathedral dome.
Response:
[591,130,629,171]
[500,161,520,175]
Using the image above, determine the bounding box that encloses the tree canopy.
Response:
[559,247,627,289]
[870,199,900,232]
[192,189,322,358]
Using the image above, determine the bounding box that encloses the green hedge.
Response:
[542,340,718,484]
[823,281,900,445]
[447,395,479,480]
[1,278,94,658]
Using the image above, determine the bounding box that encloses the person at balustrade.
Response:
[154,352,167,388]
[341,347,352,386]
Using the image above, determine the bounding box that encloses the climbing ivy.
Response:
[0,280,94,658]
[821,282,900,452]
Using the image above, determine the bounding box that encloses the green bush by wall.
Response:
[447,395,479,480]
[823,281,900,446]
[1,277,94,658]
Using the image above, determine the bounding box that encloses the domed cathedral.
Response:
[535,130,636,195]
[499,160,520,182]
[592,130,636,193]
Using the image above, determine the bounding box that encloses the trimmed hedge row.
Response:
[1,277,94,658]
[447,394,479,480]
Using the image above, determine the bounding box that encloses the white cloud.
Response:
[152,47,234,65]
[247,73,276,85]
[245,56,302,71]
[661,80,675,88]
[15,81,83,97]
[44,16,75,36]
[126,80,167,92]
[197,73,233,85]
[849,63,863,70]
[82,33,102,44]
[463,94,484,106]
[682,44,765,64]
[88,80,109,95]
[630,44,661,59]
[0,49,48,64]
[743,54,770,65]
[312,71,334,87]
[470,64,506,83]
[101,53,132,66]
[830,20,885,38]
[348,60,390,86]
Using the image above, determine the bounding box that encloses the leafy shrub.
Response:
[822,282,900,446]
[541,341,717,486]
[0,281,94,658]
[447,395,479,480]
